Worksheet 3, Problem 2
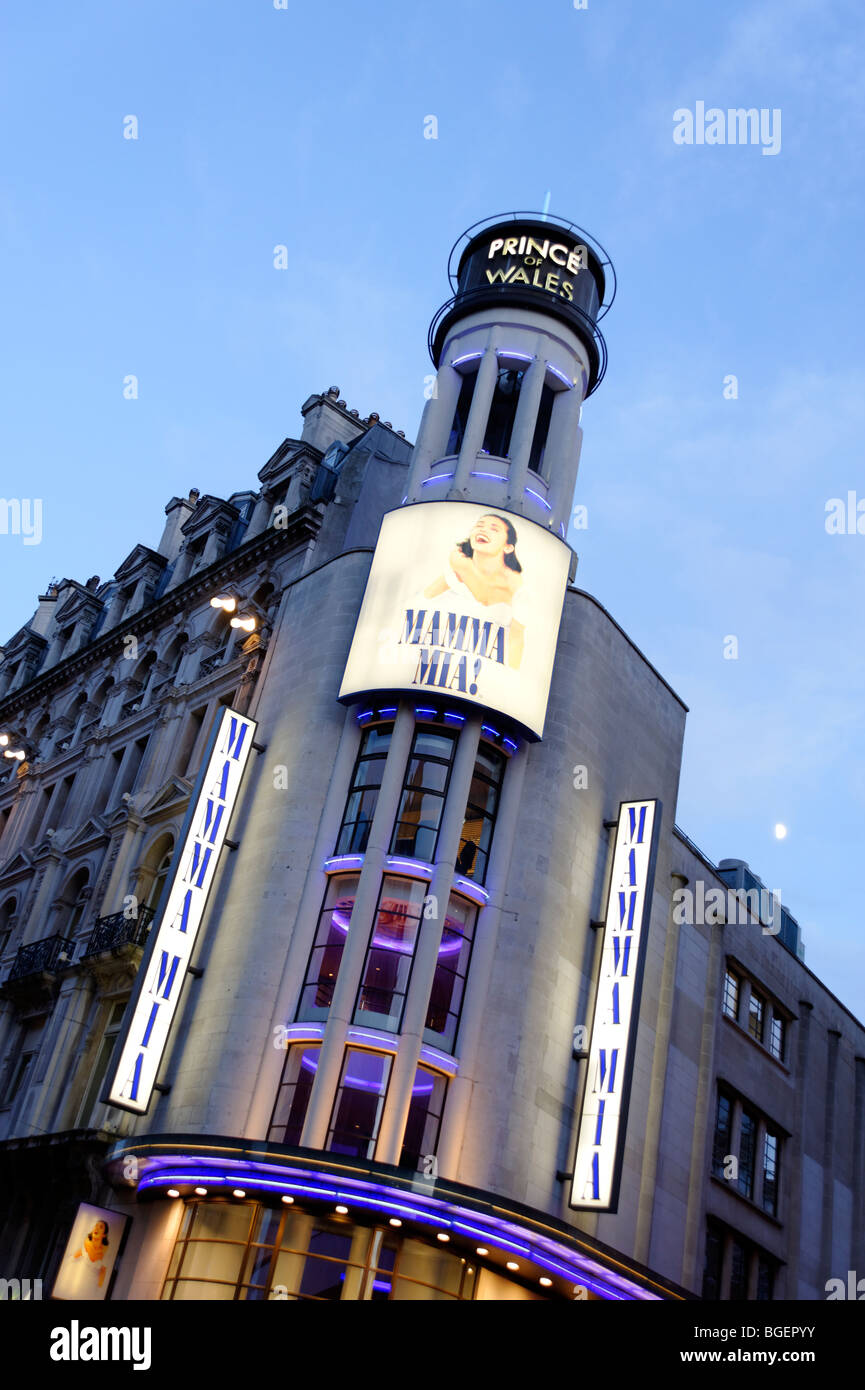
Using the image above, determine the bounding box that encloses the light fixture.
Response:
[0,733,8,746]
[475,1247,488,1257]
[539,1276,552,1287]
[230,614,256,632]
[335,1204,349,1215]
[506,1261,520,1271]
[388,1218,402,1227]
[281,1195,294,1205]
[166,1188,180,1199]
[232,1189,246,1199]
[210,595,237,612]
[194,1186,208,1196]
[3,749,25,761]
[436,1232,450,1243]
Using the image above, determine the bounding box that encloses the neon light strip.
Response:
[346,1027,399,1052]
[547,364,573,388]
[450,352,482,367]
[469,471,508,482]
[419,1044,459,1076]
[135,1161,650,1298]
[524,487,552,511]
[385,856,433,879]
[453,876,489,905]
[421,474,453,486]
[496,350,533,361]
[323,855,364,872]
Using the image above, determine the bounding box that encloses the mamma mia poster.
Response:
[339,502,570,739]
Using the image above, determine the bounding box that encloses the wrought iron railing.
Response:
[8,934,76,982]
[82,905,155,958]
[199,652,224,677]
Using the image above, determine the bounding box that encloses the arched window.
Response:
[146,849,173,917]
[60,868,90,938]
[0,896,17,959]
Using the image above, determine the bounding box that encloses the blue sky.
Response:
[1,1,863,1014]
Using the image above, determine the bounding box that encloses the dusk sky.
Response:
[1,1,863,1013]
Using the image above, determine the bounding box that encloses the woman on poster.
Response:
[423,514,528,669]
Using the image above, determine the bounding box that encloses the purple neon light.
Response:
[421,474,453,487]
[136,1161,645,1298]
[469,471,508,482]
[524,487,552,511]
[547,364,573,388]
[329,904,464,956]
[385,856,433,876]
[453,876,489,904]
[496,350,533,361]
[356,710,374,722]
[324,855,364,873]
[451,352,482,367]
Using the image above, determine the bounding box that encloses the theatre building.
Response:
[0,213,863,1304]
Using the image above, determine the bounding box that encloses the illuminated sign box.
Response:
[104,708,257,1115]
[570,799,661,1211]
[339,502,570,740]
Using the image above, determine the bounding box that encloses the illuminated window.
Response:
[768,1014,785,1061]
[268,1043,320,1146]
[455,743,505,883]
[326,1048,392,1159]
[399,1065,447,1172]
[390,729,456,862]
[297,875,359,1017]
[748,991,765,1043]
[762,1131,779,1217]
[354,876,425,1030]
[722,969,740,1021]
[424,893,477,1050]
[336,724,394,855]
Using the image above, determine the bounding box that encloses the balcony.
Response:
[82,906,155,959]
[7,934,76,983]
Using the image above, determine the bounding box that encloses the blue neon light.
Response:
[547,364,573,388]
[497,350,533,361]
[421,474,453,487]
[481,724,500,740]
[414,707,437,717]
[451,352,482,367]
[503,738,518,754]
[136,1162,640,1298]
[469,471,508,482]
[524,487,552,511]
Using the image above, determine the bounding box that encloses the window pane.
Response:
[352,756,387,789]
[327,1049,391,1158]
[769,1016,785,1061]
[748,993,764,1042]
[763,1132,779,1216]
[723,971,739,1020]
[738,1110,757,1199]
[712,1092,732,1178]
[729,1240,748,1300]
[354,879,424,1028]
[297,877,358,1017]
[702,1226,723,1301]
[400,1067,447,1170]
[411,731,455,761]
[269,1044,319,1145]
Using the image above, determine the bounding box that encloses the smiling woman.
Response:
[423,514,527,669]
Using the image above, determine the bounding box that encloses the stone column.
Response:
[451,336,500,498]
[505,348,546,509]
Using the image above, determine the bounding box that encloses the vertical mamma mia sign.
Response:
[105,708,256,1115]
[570,799,661,1211]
